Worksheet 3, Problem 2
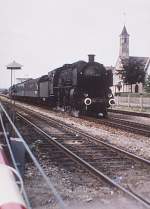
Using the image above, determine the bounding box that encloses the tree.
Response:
[116,58,146,85]
[144,75,150,93]
[122,62,145,84]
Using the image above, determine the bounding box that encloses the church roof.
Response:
[120,25,129,36]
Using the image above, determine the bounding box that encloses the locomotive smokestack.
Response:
[88,54,95,62]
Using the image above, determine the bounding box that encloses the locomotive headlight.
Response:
[84,98,92,106]
[108,93,112,98]
[109,98,115,106]
[84,93,88,97]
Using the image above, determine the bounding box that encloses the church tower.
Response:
[119,25,129,58]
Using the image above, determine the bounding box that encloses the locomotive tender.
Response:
[12,55,114,117]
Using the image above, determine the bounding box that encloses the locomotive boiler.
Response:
[48,55,113,117]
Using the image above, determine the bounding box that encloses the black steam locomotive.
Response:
[11,55,114,117]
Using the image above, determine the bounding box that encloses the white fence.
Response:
[115,95,150,110]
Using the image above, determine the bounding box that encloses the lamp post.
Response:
[6,61,22,125]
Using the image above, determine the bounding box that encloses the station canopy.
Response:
[7,61,22,70]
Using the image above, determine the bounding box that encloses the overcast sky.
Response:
[0,0,150,88]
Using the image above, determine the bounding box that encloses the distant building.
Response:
[16,77,32,83]
[105,66,115,71]
[113,25,150,94]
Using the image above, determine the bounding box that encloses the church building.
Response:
[113,26,150,94]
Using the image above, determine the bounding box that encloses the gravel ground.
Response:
[24,163,116,209]
[1,98,150,160]
[14,117,115,209]
[24,160,148,209]
[109,111,150,126]
[16,102,150,160]
[1,99,150,209]
[15,103,150,208]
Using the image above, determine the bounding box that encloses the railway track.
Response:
[108,108,150,118]
[1,96,150,136]
[14,105,150,208]
[80,115,150,137]
[108,116,150,136]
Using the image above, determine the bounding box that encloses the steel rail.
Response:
[80,115,150,136]
[0,112,31,209]
[2,96,150,135]
[17,107,150,166]
[108,108,150,118]
[0,102,68,209]
[102,116,150,136]
[17,112,150,208]
[109,116,150,128]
